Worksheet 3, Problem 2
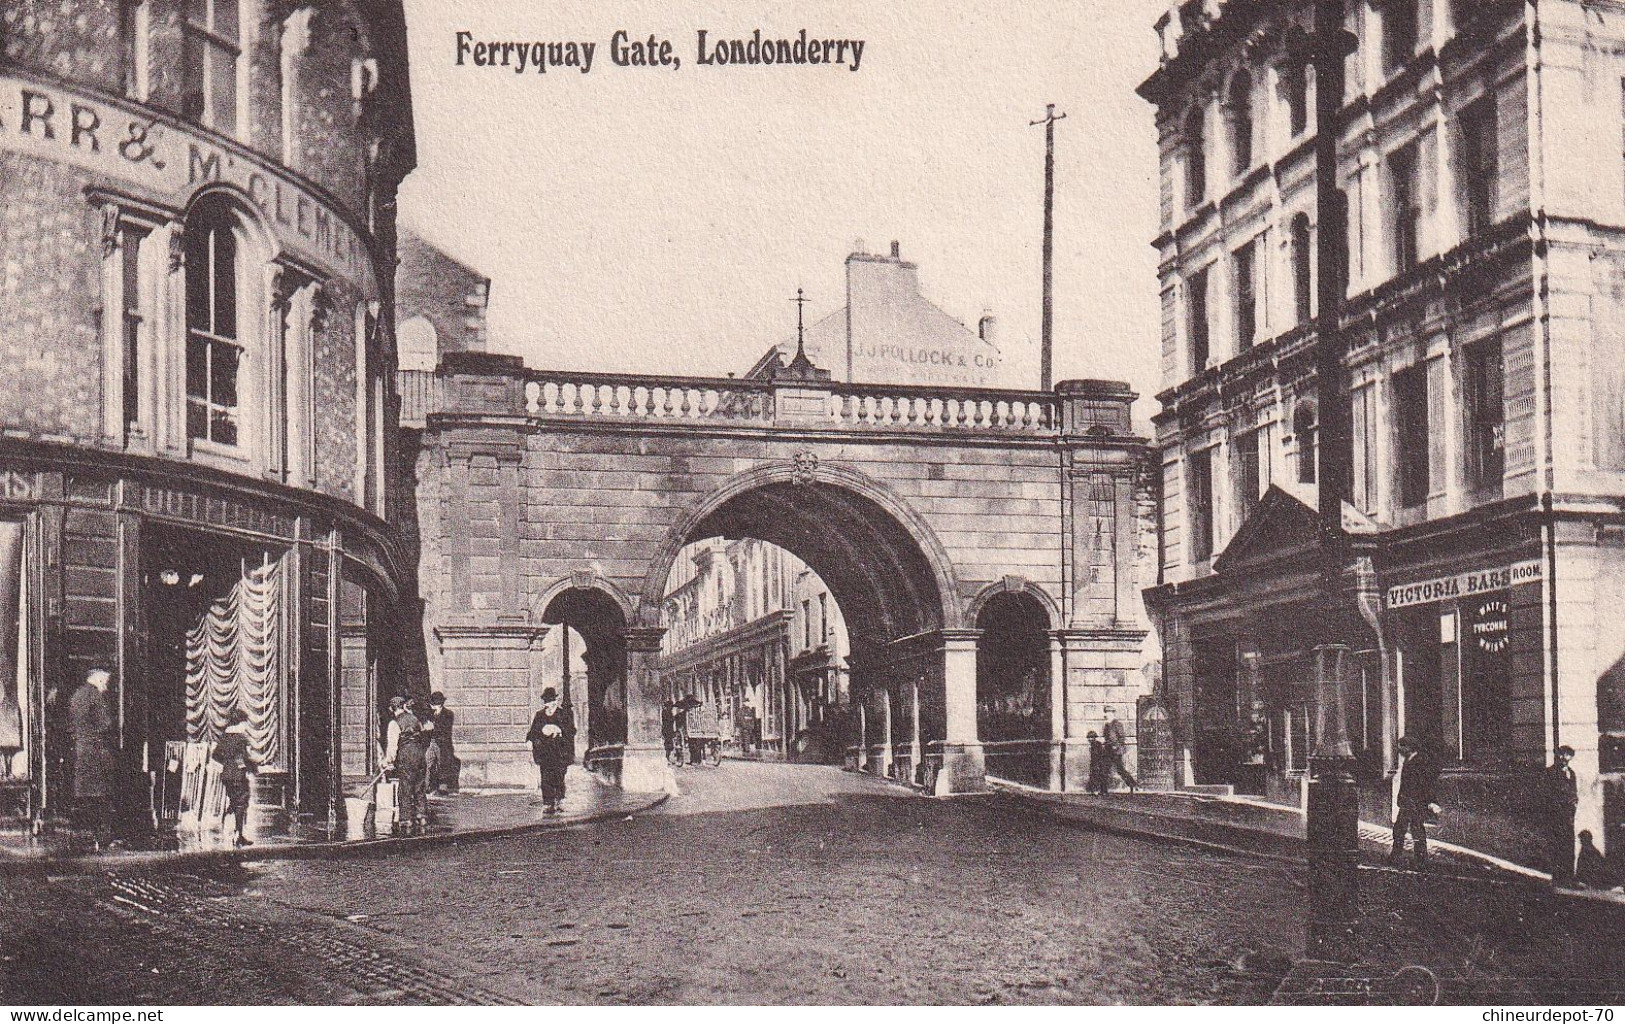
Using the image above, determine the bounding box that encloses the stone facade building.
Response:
[1140,0,1625,867]
[746,241,1004,388]
[659,537,850,762]
[0,0,418,831]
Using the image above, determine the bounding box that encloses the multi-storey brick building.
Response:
[1140,0,1625,868]
[0,0,417,834]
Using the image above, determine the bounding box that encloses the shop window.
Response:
[1292,213,1314,326]
[1461,595,1513,761]
[1187,266,1211,374]
[1394,365,1430,508]
[1389,143,1422,276]
[1459,96,1499,238]
[1382,0,1420,77]
[1464,338,1505,489]
[1185,105,1207,208]
[1227,72,1254,177]
[185,200,243,448]
[1188,448,1216,563]
[1233,240,1257,351]
[182,0,240,133]
[1294,401,1319,485]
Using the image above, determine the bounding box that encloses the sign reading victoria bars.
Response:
[1384,560,1544,610]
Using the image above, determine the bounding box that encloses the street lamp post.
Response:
[1307,0,1362,937]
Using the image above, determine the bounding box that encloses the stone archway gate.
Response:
[405,352,1157,794]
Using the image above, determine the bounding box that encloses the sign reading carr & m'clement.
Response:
[1385,559,1543,610]
[0,74,371,287]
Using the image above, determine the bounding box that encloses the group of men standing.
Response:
[382,691,458,836]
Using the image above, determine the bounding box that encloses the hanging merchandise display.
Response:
[184,555,284,769]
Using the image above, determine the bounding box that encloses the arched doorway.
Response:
[633,472,983,794]
[538,587,628,760]
[974,591,1053,788]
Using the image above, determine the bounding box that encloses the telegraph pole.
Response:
[1031,103,1066,391]
[1307,0,1361,939]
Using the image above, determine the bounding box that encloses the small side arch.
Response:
[965,576,1062,633]
[529,572,638,627]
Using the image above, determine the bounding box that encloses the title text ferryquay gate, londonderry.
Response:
[453,30,866,74]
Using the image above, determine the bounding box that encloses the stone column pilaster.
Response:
[936,628,986,794]
[622,626,672,793]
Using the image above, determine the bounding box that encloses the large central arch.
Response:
[622,463,984,792]
[638,463,962,636]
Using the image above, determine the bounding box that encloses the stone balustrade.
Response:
[421,354,1138,442]
[525,373,776,424]
[825,382,1057,433]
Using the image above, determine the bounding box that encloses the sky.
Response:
[397,0,1170,399]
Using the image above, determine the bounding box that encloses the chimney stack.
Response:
[890,240,900,259]
[978,310,997,346]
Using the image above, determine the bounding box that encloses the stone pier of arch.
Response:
[410,352,1160,795]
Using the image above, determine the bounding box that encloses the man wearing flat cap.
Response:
[527,687,575,815]
[384,694,429,835]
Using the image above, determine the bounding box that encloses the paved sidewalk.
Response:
[0,766,666,874]
[989,779,1595,889]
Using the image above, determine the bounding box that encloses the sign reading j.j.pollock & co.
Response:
[1385,559,1543,610]
[0,74,371,286]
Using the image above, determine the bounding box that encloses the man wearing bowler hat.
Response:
[1545,744,1580,887]
[527,687,576,815]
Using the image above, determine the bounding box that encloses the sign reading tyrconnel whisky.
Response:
[1384,559,1543,610]
[0,74,370,285]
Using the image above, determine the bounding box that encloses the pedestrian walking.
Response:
[423,691,459,794]
[661,697,681,763]
[1390,735,1440,870]
[1545,744,1580,887]
[1102,707,1138,793]
[527,687,575,814]
[383,695,429,836]
[68,667,118,850]
[1085,730,1110,796]
[211,707,257,847]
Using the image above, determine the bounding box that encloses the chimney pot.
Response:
[890,241,901,259]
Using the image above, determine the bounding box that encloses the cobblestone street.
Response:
[3,763,1623,1005]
